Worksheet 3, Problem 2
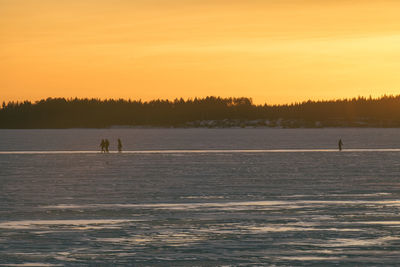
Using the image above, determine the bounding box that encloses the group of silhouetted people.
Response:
[100,138,122,153]
[100,139,109,153]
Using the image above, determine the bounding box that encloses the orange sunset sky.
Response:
[1,0,400,104]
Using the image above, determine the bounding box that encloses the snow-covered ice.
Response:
[1,128,400,265]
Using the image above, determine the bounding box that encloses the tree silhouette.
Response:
[1,95,400,128]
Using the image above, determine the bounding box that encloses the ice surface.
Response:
[1,128,400,265]
[1,128,400,151]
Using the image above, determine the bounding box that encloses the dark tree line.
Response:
[1,95,400,128]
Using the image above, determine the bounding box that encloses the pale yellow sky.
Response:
[1,0,400,104]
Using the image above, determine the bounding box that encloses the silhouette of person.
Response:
[105,139,110,153]
[117,138,122,153]
[100,139,105,153]
[338,139,343,151]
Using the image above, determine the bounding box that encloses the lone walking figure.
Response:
[118,138,123,153]
[100,139,106,153]
[338,139,343,151]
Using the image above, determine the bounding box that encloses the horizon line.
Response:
[1,148,400,154]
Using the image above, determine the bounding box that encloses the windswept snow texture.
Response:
[1,128,400,266]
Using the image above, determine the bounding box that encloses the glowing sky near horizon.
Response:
[1,0,400,104]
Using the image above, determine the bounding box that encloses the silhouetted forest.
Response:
[1,96,400,128]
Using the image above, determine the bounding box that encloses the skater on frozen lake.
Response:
[118,138,123,153]
[338,139,343,151]
[105,139,110,153]
[100,139,106,153]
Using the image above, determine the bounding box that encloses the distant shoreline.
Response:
[2,96,400,128]
[2,125,400,130]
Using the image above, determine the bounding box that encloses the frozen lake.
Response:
[1,128,400,266]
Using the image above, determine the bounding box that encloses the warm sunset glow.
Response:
[1,0,400,104]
